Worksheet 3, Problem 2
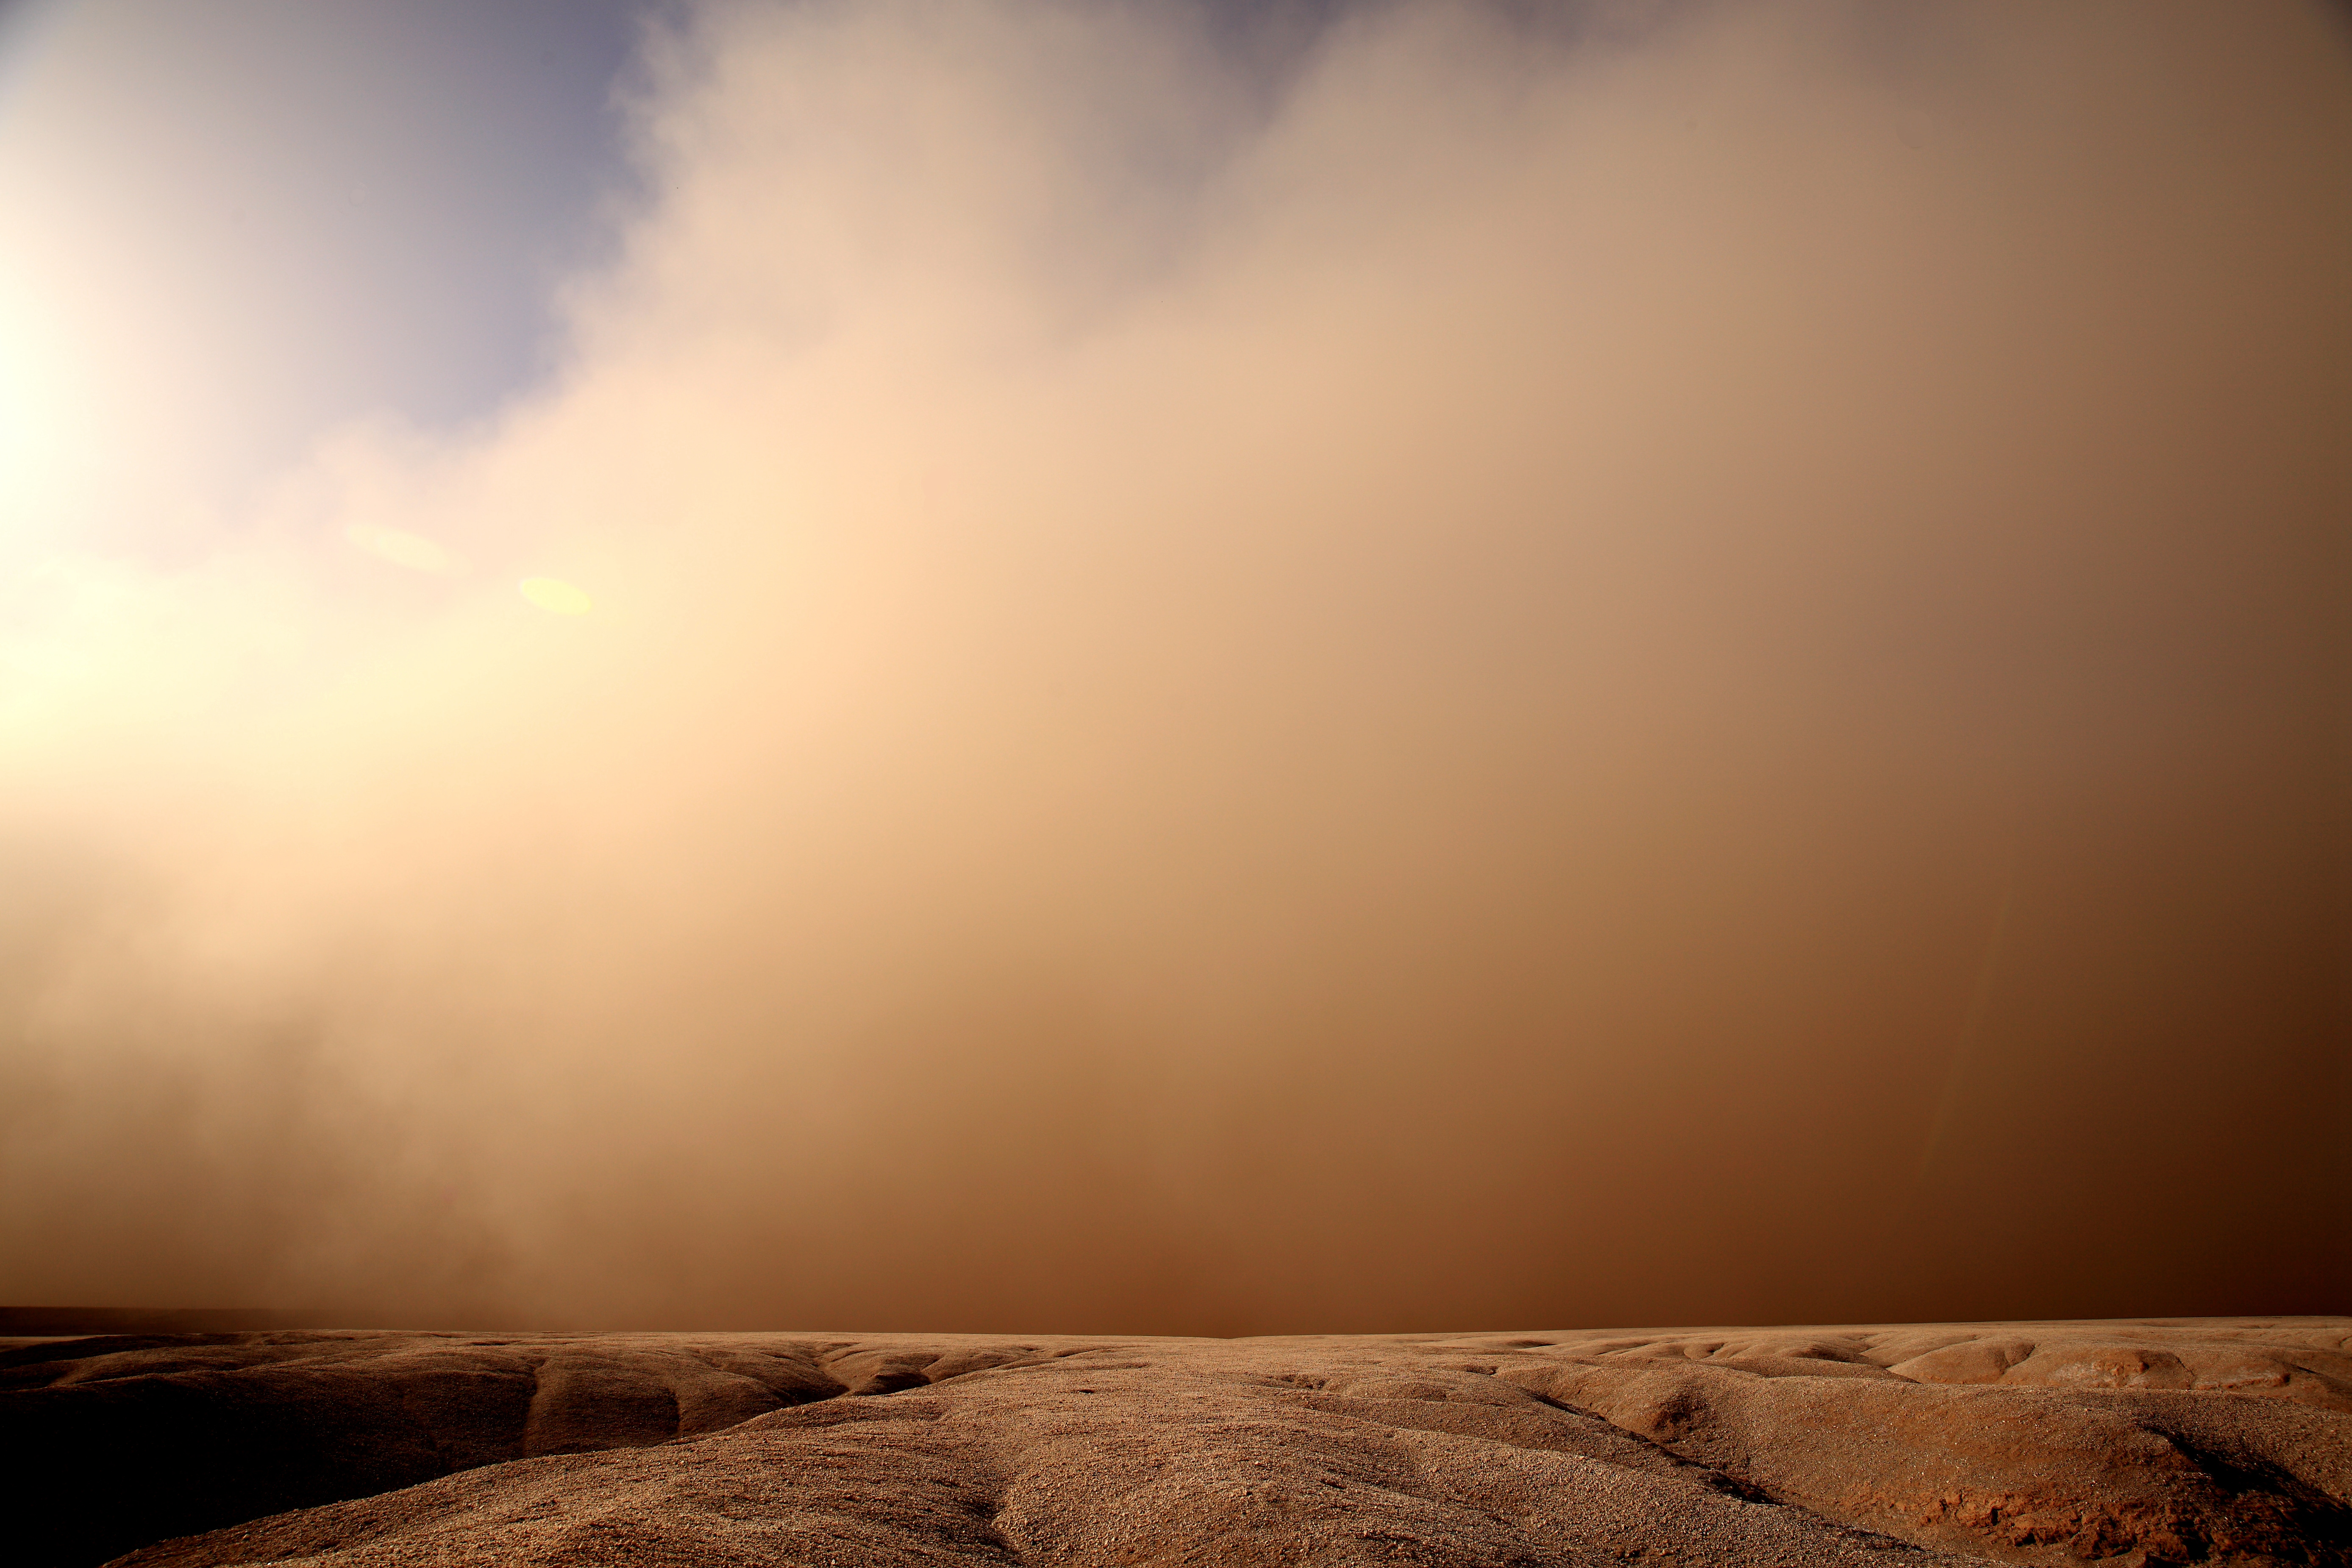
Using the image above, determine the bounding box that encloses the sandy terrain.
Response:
[5,1318,2346,1567]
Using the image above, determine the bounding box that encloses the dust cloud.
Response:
[0,0,2344,1333]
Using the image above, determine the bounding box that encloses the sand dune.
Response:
[5,1318,2346,1566]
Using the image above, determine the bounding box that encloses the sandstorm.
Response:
[0,0,2344,1332]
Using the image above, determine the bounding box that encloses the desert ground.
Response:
[5,1318,2346,1567]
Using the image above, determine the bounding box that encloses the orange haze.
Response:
[0,0,2345,1333]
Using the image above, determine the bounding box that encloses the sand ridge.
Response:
[5,1318,2346,1566]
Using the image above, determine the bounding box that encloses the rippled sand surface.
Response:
[8,1318,2346,1566]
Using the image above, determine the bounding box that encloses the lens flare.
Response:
[517,576,592,615]
[347,524,462,575]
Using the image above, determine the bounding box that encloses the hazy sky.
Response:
[0,0,643,555]
[0,0,2345,1334]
